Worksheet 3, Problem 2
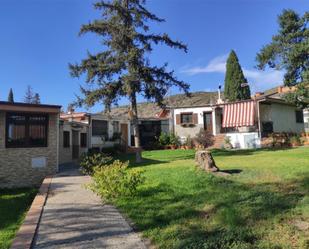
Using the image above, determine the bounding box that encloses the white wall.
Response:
[304,109,309,133]
[173,107,213,125]
[226,132,261,149]
[90,115,130,148]
[173,106,216,140]
[260,103,304,133]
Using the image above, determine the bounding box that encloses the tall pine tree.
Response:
[224,50,251,101]
[24,85,34,103]
[33,93,41,104]
[256,9,309,108]
[69,0,189,162]
[8,88,14,103]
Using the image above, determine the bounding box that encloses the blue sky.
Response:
[0,0,307,112]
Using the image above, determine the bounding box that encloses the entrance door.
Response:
[203,112,213,133]
[72,130,79,159]
[120,123,128,146]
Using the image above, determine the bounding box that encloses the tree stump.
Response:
[195,150,219,172]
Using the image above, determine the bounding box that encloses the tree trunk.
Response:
[131,93,142,163]
[195,150,219,172]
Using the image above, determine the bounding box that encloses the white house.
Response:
[173,86,305,149]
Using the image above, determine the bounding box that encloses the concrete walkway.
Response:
[33,166,146,249]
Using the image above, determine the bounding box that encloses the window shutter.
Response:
[193,113,198,124]
[176,114,180,124]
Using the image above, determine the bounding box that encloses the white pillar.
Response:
[127,121,131,146]
[212,109,217,136]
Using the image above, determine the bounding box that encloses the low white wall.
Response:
[226,132,261,149]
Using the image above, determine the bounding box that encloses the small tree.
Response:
[256,9,309,107]
[8,88,14,103]
[224,50,251,101]
[33,93,41,104]
[69,0,189,162]
[24,85,34,104]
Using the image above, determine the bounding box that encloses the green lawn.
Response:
[0,188,37,249]
[116,147,309,249]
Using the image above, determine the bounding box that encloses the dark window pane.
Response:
[92,120,108,139]
[80,133,87,147]
[296,111,304,123]
[29,124,47,146]
[6,113,48,148]
[112,121,120,133]
[181,113,193,124]
[63,131,70,148]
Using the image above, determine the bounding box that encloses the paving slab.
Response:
[33,169,146,249]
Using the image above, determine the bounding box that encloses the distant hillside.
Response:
[105,91,221,119]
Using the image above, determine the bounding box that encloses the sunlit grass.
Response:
[115,147,309,249]
[0,188,36,249]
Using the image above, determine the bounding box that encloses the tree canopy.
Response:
[256,9,309,86]
[24,85,34,104]
[69,0,189,162]
[256,9,309,108]
[224,50,251,101]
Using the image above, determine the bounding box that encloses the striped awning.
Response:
[222,100,255,128]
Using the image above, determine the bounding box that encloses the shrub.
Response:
[158,132,170,146]
[224,136,233,149]
[289,135,302,146]
[80,152,112,175]
[101,146,117,156]
[170,133,180,146]
[193,129,214,148]
[185,135,193,147]
[158,132,180,148]
[89,160,145,201]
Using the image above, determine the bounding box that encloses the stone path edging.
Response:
[10,176,53,249]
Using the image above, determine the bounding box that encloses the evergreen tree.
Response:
[24,85,34,103]
[69,0,189,162]
[224,50,251,101]
[33,93,41,104]
[256,9,309,108]
[8,88,14,103]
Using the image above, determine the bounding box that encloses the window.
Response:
[80,133,87,148]
[112,121,120,133]
[295,110,304,123]
[181,113,193,124]
[63,131,70,148]
[262,121,273,135]
[92,120,108,139]
[6,113,48,148]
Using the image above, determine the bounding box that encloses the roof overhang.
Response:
[0,101,61,114]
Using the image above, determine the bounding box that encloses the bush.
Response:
[170,133,180,146]
[158,132,180,147]
[289,135,302,146]
[193,129,214,148]
[80,152,112,175]
[89,160,145,201]
[158,132,170,146]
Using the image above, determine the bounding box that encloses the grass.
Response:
[0,188,37,249]
[114,147,309,249]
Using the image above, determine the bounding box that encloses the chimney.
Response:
[217,85,224,104]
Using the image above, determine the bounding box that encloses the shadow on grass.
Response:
[116,173,309,248]
[210,147,298,157]
[116,151,195,168]
[219,169,242,174]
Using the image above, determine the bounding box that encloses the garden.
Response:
[0,188,37,249]
[81,147,309,249]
